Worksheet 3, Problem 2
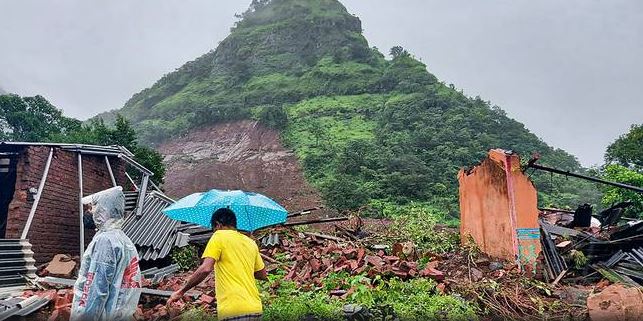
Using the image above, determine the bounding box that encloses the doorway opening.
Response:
[0,153,18,238]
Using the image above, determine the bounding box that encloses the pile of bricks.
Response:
[20,288,74,321]
[260,230,445,287]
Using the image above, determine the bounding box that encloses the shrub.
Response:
[170,245,200,272]
[371,201,460,254]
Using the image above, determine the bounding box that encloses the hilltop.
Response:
[107,0,599,212]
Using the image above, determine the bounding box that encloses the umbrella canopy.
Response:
[162,189,287,232]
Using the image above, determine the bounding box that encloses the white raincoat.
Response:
[71,186,142,321]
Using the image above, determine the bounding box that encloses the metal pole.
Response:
[21,148,54,239]
[104,156,117,187]
[149,178,162,192]
[528,163,643,193]
[282,216,350,227]
[136,174,149,217]
[125,172,139,191]
[78,153,85,256]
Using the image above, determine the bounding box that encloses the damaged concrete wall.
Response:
[458,149,541,271]
[5,146,127,263]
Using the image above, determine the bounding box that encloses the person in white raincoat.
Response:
[71,186,142,321]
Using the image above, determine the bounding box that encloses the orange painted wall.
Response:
[458,149,541,269]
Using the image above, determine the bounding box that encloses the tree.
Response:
[320,175,370,212]
[111,115,137,148]
[389,46,409,59]
[600,164,643,219]
[61,115,166,185]
[605,124,643,169]
[106,115,166,185]
[257,105,288,129]
[0,94,81,141]
[0,94,167,186]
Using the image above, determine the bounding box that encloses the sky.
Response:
[0,0,641,166]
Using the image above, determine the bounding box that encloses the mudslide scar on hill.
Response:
[158,120,323,212]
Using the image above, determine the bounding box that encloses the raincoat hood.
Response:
[82,186,125,230]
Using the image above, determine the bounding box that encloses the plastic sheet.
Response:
[71,187,142,321]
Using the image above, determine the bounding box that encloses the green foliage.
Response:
[170,245,200,272]
[0,94,81,141]
[261,271,477,321]
[263,291,343,321]
[131,146,166,185]
[50,115,166,185]
[357,278,478,321]
[252,105,289,129]
[112,0,597,213]
[179,308,217,321]
[389,46,408,59]
[1,94,166,184]
[605,123,643,169]
[569,250,588,269]
[600,164,643,218]
[372,201,460,253]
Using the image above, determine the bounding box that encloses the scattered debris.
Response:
[258,228,444,286]
[43,254,76,278]
[0,293,52,321]
[141,264,180,285]
[123,192,189,261]
[540,222,569,282]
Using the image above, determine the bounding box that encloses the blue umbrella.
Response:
[162,189,288,232]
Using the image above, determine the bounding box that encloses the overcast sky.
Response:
[0,0,641,166]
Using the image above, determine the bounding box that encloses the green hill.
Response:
[112,0,599,213]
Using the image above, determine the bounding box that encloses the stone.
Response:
[587,284,643,321]
[470,267,484,282]
[489,262,504,271]
[45,254,77,278]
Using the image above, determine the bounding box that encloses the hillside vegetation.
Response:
[110,0,600,214]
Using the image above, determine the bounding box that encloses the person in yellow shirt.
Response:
[167,208,267,320]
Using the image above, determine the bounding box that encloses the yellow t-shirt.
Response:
[202,230,265,319]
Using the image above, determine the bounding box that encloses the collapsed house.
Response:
[0,142,186,297]
[459,149,643,286]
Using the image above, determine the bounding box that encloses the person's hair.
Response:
[211,208,237,229]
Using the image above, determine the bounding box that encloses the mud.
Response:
[158,120,324,213]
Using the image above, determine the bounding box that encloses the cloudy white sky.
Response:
[0,0,641,166]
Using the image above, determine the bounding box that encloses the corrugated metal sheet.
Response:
[0,296,50,321]
[122,192,188,261]
[124,191,139,213]
[0,240,36,293]
[141,264,180,284]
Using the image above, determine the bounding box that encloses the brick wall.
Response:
[6,146,128,263]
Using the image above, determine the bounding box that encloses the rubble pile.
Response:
[437,250,591,321]
[539,204,643,287]
[258,228,445,289]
